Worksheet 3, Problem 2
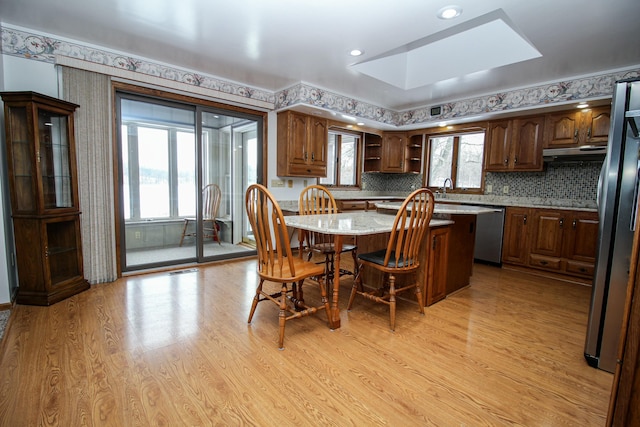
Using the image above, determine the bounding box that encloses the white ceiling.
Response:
[1,0,640,112]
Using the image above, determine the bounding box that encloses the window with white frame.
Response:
[427,131,485,192]
[320,130,360,188]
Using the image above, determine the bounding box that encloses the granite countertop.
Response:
[375,201,501,215]
[280,193,597,213]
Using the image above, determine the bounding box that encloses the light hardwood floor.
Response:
[0,259,613,426]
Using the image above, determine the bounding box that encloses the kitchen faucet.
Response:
[442,178,453,198]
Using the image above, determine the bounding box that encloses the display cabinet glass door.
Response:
[37,108,75,210]
[6,106,37,212]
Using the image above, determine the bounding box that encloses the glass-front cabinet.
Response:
[1,92,89,305]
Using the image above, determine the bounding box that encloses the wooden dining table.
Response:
[284,211,452,329]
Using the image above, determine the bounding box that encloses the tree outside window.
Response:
[320,131,360,188]
[427,132,484,192]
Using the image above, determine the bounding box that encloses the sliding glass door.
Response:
[117,93,261,272]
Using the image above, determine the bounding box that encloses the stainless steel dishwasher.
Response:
[473,206,505,266]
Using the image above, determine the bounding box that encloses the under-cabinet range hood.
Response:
[542,145,607,162]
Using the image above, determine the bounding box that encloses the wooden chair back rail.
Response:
[385,192,433,268]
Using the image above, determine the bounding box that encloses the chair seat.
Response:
[358,249,416,268]
[259,257,326,282]
[310,242,357,254]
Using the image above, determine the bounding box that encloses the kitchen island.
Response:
[374,201,501,297]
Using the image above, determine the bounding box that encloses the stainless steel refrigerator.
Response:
[584,77,640,373]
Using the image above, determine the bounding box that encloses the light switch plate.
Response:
[503,185,509,194]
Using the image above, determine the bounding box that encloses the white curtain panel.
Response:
[61,66,117,284]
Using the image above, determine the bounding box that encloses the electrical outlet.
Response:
[271,179,285,187]
[486,184,492,193]
[503,185,509,194]
[135,231,141,239]
[287,180,293,188]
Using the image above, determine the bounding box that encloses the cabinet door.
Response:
[288,111,309,165]
[511,116,544,171]
[583,106,610,145]
[381,132,405,172]
[308,116,328,168]
[4,105,38,213]
[544,111,580,147]
[530,210,565,257]
[563,211,599,261]
[502,207,529,265]
[485,120,511,171]
[425,226,449,306]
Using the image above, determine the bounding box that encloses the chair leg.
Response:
[347,265,363,310]
[317,276,332,327]
[414,273,425,314]
[278,283,288,350]
[388,274,397,331]
[350,248,359,278]
[248,279,264,323]
[179,219,190,247]
[212,219,222,245]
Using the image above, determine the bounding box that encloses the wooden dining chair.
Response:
[298,185,358,286]
[347,188,435,331]
[179,183,222,246]
[245,183,331,349]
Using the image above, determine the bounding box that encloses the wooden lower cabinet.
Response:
[502,207,530,265]
[502,207,599,280]
[357,224,450,307]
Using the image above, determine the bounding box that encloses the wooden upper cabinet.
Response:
[511,116,545,171]
[485,116,544,172]
[582,106,611,145]
[363,133,383,172]
[405,134,423,174]
[276,110,328,177]
[485,120,511,171]
[544,105,611,148]
[381,132,406,173]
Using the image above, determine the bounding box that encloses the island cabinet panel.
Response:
[1,91,89,305]
[276,110,328,177]
[502,206,599,280]
[424,226,449,306]
[502,207,530,265]
[445,214,476,294]
[543,105,610,148]
[356,225,451,307]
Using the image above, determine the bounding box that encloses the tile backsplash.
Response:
[362,160,602,202]
[485,161,602,201]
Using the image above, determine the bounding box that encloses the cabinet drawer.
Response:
[565,260,594,277]
[529,254,562,271]
[337,201,367,211]
[286,163,326,177]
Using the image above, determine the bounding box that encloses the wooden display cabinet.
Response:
[1,91,89,305]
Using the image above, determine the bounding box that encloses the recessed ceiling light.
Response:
[350,49,364,57]
[437,5,462,20]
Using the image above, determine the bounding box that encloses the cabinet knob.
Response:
[311,152,315,161]
[587,127,592,139]
[574,129,579,140]
[504,158,509,164]
[523,215,527,225]
[304,152,308,161]
[572,219,577,229]
[514,156,518,164]
[560,218,564,228]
